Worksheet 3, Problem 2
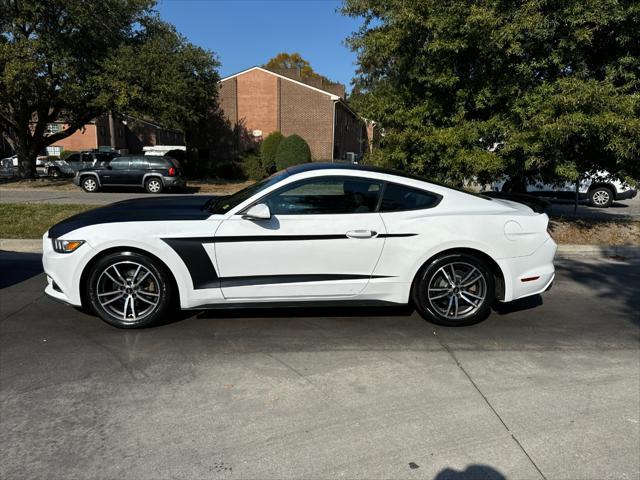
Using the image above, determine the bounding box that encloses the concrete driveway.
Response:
[1,253,638,479]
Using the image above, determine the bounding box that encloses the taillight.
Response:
[168,167,176,176]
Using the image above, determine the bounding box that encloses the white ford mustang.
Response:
[43,163,556,328]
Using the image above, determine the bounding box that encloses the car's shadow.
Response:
[0,251,43,289]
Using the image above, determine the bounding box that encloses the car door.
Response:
[128,156,149,185]
[214,175,387,299]
[101,157,130,185]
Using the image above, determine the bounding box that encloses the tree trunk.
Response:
[15,133,38,179]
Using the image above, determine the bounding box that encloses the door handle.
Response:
[346,230,377,239]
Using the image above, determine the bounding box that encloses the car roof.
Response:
[285,162,445,186]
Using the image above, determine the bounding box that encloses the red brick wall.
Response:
[52,124,98,152]
[219,78,237,125]
[236,69,279,139]
[333,103,364,160]
[280,79,334,160]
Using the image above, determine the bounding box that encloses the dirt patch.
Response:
[549,217,640,245]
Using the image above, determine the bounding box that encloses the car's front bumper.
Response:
[617,189,637,201]
[42,233,95,307]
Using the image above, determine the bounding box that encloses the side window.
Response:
[380,183,440,212]
[265,177,383,215]
[130,157,148,169]
[110,158,130,170]
[66,154,80,163]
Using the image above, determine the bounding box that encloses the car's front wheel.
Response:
[413,253,495,326]
[81,176,98,193]
[86,251,174,328]
[145,177,163,194]
[589,187,613,208]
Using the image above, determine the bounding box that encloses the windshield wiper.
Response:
[205,195,228,213]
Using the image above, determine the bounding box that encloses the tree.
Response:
[341,0,640,188]
[0,0,219,177]
[275,134,311,170]
[260,131,284,174]
[264,52,337,86]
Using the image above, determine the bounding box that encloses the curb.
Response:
[1,239,639,259]
[0,239,42,253]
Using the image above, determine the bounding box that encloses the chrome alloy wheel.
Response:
[427,261,487,320]
[146,179,162,193]
[96,261,160,323]
[592,189,610,206]
[83,177,97,192]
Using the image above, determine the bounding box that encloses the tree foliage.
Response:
[260,131,284,174]
[264,52,337,85]
[341,0,640,187]
[275,134,311,170]
[0,0,220,177]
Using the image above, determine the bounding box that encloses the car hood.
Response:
[48,195,217,238]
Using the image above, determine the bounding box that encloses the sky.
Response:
[156,0,362,91]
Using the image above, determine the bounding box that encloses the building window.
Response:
[118,128,124,138]
[46,123,62,134]
[99,126,106,137]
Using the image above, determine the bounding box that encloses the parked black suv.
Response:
[74,155,186,193]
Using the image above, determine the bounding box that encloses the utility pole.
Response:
[108,111,116,151]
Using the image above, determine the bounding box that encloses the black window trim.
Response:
[239,175,443,216]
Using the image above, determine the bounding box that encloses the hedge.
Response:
[260,131,284,174]
[275,134,311,170]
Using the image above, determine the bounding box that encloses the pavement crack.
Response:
[433,329,548,480]
[263,352,316,387]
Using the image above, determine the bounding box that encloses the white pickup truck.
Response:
[493,172,637,208]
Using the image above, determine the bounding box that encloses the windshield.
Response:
[209,170,289,214]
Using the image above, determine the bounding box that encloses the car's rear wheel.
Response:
[86,251,173,328]
[413,253,494,326]
[49,167,61,178]
[145,177,163,194]
[81,176,98,193]
[589,187,613,208]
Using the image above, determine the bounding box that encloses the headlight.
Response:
[52,239,85,253]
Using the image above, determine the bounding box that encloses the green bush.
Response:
[260,131,284,174]
[275,134,311,170]
[212,160,246,180]
[241,153,266,181]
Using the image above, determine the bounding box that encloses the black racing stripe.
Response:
[165,233,417,243]
[378,233,417,238]
[219,274,392,288]
[162,238,219,290]
[48,196,215,238]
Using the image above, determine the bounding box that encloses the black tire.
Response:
[49,167,60,178]
[144,177,163,194]
[81,176,99,193]
[588,186,614,208]
[413,253,495,327]
[86,251,174,328]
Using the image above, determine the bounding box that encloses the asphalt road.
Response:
[1,252,639,479]
[1,186,639,220]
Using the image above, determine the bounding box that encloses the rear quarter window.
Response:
[380,183,441,212]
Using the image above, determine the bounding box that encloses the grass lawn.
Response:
[0,203,94,239]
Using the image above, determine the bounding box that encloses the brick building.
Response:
[41,114,183,156]
[218,66,367,161]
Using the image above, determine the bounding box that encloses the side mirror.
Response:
[242,203,271,220]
